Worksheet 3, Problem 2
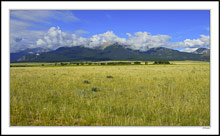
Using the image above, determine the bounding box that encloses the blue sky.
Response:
[10,10,210,52]
[63,10,210,41]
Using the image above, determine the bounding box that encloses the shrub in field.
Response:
[10,65,27,67]
[42,64,44,66]
[153,61,170,64]
[91,87,99,92]
[134,61,141,65]
[70,62,77,65]
[145,61,148,65]
[100,63,106,65]
[106,76,113,78]
[153,61,158,64]
[118,62,132,65]
[61,62,68,66]
[163,61,170,64]
[125,62,132,65]
[84,80,90,84]
[106,62,116,65]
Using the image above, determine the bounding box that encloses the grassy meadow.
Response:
[10,61,210,126]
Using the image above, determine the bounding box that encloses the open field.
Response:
[10,60,208,67]
[10,61,210,126]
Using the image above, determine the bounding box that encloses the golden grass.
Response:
[10,62,210,126]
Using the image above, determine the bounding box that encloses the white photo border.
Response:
[1,1,219,135]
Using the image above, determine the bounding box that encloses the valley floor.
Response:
[10,61,210,126]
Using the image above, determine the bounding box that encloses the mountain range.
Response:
[193,48,210,55]
[10,44,210,62]
[10,47,51,62]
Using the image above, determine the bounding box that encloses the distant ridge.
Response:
[11,44,210,62]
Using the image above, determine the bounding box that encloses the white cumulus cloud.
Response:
[36,26,73,49]
[11,26,210,53]
[170,35,210,48]
[10,10,80,52]
[125,32,172,51]
[36,28,127,50]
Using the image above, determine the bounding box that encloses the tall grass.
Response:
[10,62,210,126]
